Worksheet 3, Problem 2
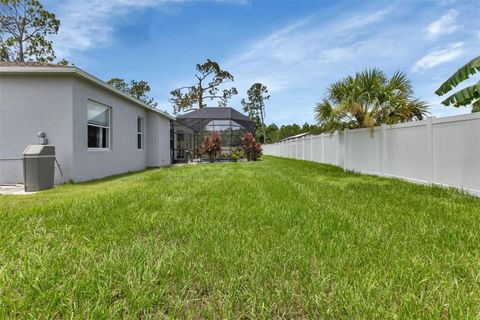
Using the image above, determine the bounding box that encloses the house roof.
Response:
[280,132,311,142]
[0,62,174,120]
[176,107,255,132]
[0,61,70,68]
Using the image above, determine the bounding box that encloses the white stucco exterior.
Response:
[0,65,173,185]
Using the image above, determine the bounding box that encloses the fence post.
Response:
[343,129,348,171]
[426,118,434,184]
[381,124,387,176]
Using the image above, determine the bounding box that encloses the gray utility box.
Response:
[23,145,56,192]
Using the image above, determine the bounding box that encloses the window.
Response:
[87,101,111,149]
[137,117,144,150]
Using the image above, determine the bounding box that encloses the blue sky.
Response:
[44,0,480,125]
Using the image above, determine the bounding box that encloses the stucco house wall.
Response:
[0,74,74,184]
[71,77,150,182]
[0,64,173,185]
[146,111,171,167]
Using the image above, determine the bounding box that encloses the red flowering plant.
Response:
[201,131,222,162]
[241,132,262,161]
[253,141,263,161]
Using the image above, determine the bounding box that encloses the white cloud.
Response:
[214,0,250,4]
[49,0,183,59]
[228,7,393,66]
[334,7,393,33]
[425,10,458,39]
[411,42,464,72]
[439,0,457,5]
[221,7,410,123]
[225,8,394,91]
[219,3,478,124]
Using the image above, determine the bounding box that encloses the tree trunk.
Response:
[198,88,203,109]
[260,107,266,144]
[198,79,204,109]
[18,32,24,62]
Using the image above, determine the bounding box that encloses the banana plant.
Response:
[435,56,480,109]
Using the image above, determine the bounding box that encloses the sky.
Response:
[43,0,480,126]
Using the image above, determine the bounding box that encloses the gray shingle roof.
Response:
[176,107,255,132]
[0,61,70,68]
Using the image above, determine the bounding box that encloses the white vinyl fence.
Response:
[263,113,480,196]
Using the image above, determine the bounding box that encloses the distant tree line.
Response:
[260,122,324,144]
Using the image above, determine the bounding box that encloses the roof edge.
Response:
[0,66,175,120]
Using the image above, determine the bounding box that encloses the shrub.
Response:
[201,132,222,162]
[218,152,230,160]
[231,147,244,162]
[241,132,262,161]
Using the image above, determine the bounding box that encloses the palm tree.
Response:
[435,55,480,112]
[315,68,429,132]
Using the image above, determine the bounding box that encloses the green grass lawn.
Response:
[1,156,480,319]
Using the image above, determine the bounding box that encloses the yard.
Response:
[1,156,480,318]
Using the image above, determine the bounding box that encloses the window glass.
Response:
[87,102,110,126]
[87,101,110,149]
[137,117,144,149]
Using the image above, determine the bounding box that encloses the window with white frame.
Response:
[137,117,144,150]
[87,101,111,149]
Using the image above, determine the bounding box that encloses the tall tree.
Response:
[0,0,60,62]
[315,68,429,133]
[107,78,158,108]
[265,124,279,143]
[169,59,237,114]
[435,55,480,113]
[241,83,270,144]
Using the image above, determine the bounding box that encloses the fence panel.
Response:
[262,113,480,196]
[311,135,323,162]
[297,138,304,160]
[346,127,383,175]
[384,122,430,183]
[432,114,480,192]
[304,137,312,161]
[323,133,339,166]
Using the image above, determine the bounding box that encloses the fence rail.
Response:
[263,112,480,196]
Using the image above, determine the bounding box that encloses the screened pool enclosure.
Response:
[171,107,255,162]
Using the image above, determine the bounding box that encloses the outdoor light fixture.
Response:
[38,131,48,145]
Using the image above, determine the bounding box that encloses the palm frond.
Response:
[435,56,480,96]
[387,71,413,95]
[314,99,334,124]
[440,81,480,107]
